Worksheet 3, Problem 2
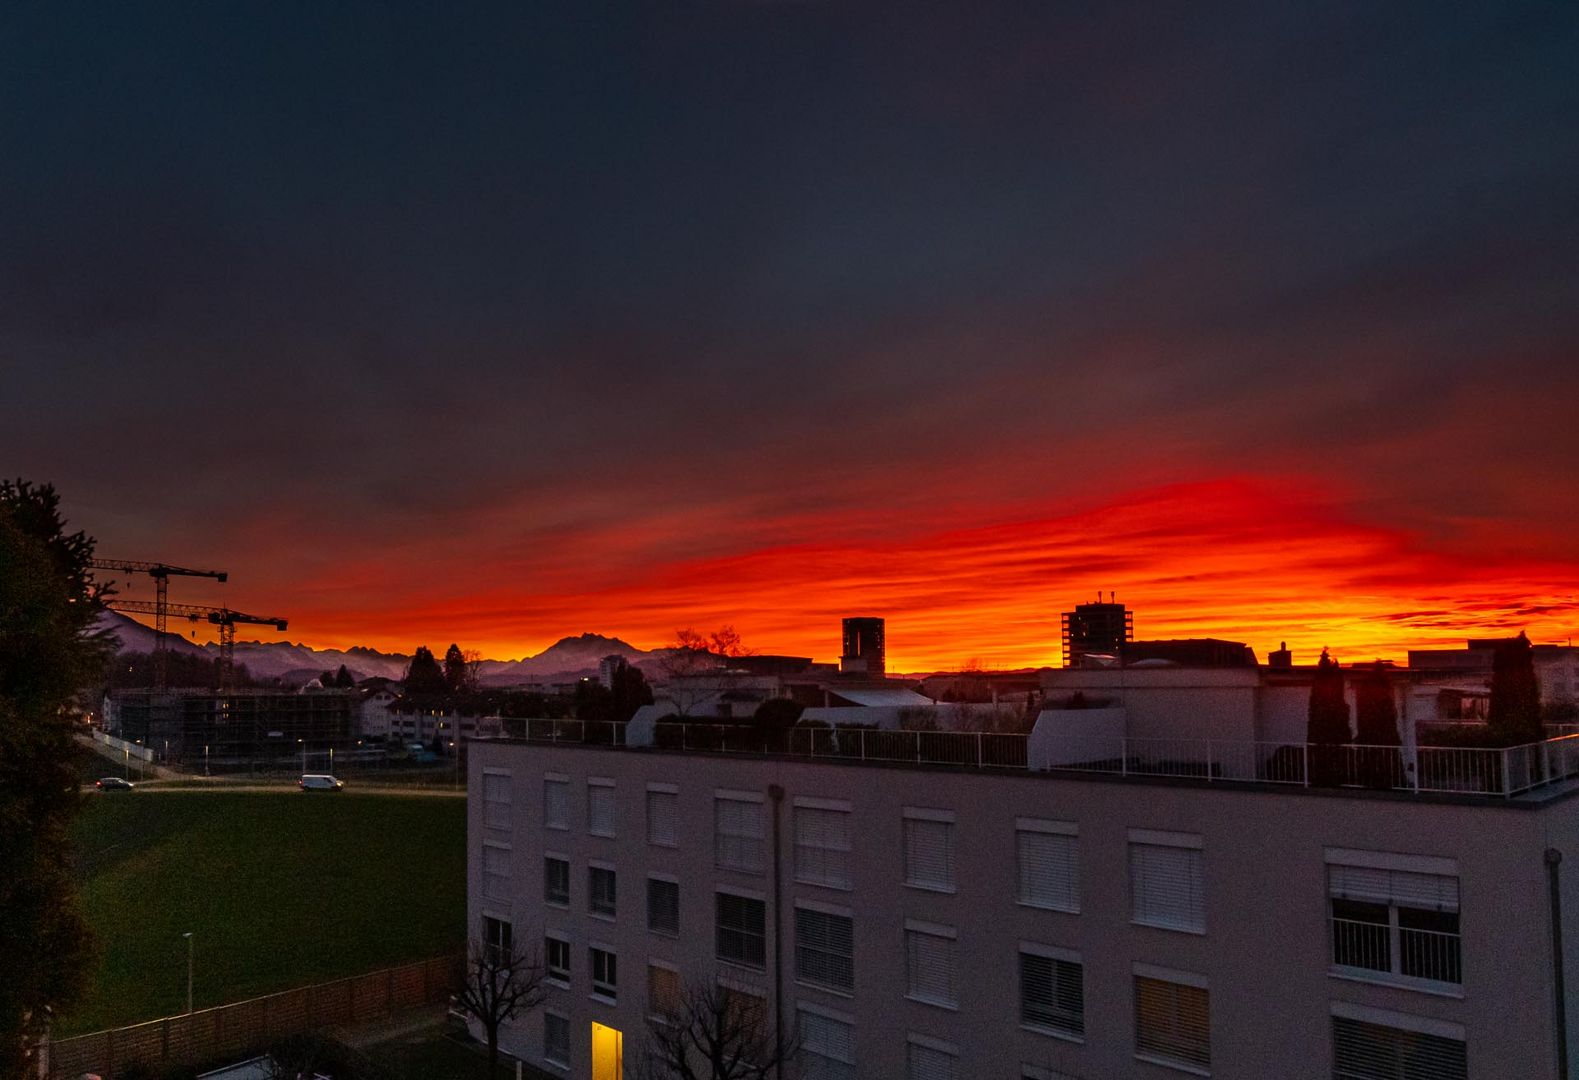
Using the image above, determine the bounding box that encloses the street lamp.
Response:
[204,744,210,777]
[298,738,306,774]
[451,740,458,791]
[182,932,194,1013]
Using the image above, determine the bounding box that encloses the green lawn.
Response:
[63,791,466,1035]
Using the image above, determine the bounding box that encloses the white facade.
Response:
[468,737,1579,1080]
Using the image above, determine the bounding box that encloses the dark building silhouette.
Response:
[841,617,886,676]
[1123,638,1259,668]
[1268,641,1293,670]
[1061,597,1133,667]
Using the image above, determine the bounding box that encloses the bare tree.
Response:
[454,932,547,1077]
[657,629,729,719]
[638,981,796,1080]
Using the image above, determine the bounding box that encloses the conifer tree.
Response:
[0,480,110,1074]
[1306,648,1350,786]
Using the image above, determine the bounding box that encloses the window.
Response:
[483,917,512,965]
[647,785,678,847]
[544,1011,569,1068]
[1021,1067,1081,1080]
[544,856,570,907]
[903,810,955,892]
[482,843,510,901]
[588,778,616,837]
[1135,971,1210,1073]
[590,865,617,918]
[483,771,512,829]
[1327,859,1461,987]
[799,1007,856,1080]
[648,877,680,937]
[545,935,570,984]
[795,905,854,993]
[590,947,618,1000]
[716,891,766,969]
[648,963,681,1022]
[1017,819,1079,913]
[795,801,853,889]
[906,1037,957,1080]
[1020,946,1083,1039]
[544,775,569,830]
[715,794,765,873]
[1129,831,1205,934]
[1331,1013,1467,1080]
[904,921,956,1008]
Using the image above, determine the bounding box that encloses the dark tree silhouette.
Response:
[1306,648,1351,787]
[404,645,447,696]
[638,981,796,1080]
[333,664,355,688]
[454,933,546,1078]
[443,643,468,693]
[1353,661,1403,789]
[577,658,656,726]
[264,1033,375,1079]
[0,480,111,1075]
[1489,632,1542,744]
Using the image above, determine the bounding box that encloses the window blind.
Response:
[905,928,956,1007]
[904,818,955,891]
[1130,843,1205,932]
[483,773,512,828]
[1017,830,1078,912]
[1328,866,1460,913]
[481,845,509,900]
[906,1043,957,1080]
[1332,1016,1467,1080]
[647,964,681,1021]
[715,797,765,872]
[544,1013,569,1066]
[588,782,616,837]
[543,778,569,829]
[795,907,854,992]
[647,877,680,935]
[716,892,766,969]
[795,806,853,888]
[1019,952,1083,1037]
[647,789,678,847]
[1135,976,1210,1070]
[799,1010,856,1080]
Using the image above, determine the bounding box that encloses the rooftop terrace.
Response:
[493,718,1579,803]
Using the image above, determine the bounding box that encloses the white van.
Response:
[298,774,344,791]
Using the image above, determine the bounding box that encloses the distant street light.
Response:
[182,932,194,1013]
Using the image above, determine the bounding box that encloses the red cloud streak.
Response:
[242,478,1579,671]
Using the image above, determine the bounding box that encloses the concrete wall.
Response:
[470,741,1570,1079]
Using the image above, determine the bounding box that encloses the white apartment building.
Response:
[467,726,1579,1080]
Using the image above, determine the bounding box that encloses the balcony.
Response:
[501,718,1579,800]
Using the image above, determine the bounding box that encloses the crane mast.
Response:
[91,559,229,690]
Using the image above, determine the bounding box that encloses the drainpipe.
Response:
[1549,848,1569,1080]
[769,783,786,1078]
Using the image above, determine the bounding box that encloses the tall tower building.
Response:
[1061,596,1133,667]
[840,617,886,676]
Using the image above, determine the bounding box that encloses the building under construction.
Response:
[104,688,358,765]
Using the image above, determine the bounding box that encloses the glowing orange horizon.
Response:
[144,478,1579,674]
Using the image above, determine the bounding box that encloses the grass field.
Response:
[63,791,466,1035]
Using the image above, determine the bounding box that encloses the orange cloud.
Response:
[240,477,1579,671]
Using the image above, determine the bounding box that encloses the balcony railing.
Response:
[508,718,1579,799]
[1331,917,1462,985]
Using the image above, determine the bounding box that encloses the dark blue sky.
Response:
[3,2,1576,657]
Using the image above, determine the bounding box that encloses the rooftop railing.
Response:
[508,718,1579,799]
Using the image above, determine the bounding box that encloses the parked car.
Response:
[298,774,345,791]
[95,777,134,791]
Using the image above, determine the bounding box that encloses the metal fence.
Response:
[513,717,1579,799]
[44,954,462,1079]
